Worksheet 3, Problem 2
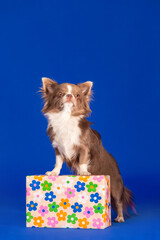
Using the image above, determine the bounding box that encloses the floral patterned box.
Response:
[26,175,111,229]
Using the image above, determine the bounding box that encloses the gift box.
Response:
[26,175,111,229]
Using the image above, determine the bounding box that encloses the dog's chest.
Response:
[47,112,81,159]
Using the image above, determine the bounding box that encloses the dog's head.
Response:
[41,78,93,116]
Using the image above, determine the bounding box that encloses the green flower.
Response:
[67,213,78,224]
[48,202,59,212]
[26,212,33,223]
[68,175,76,178]
[41,180,52,191]
[86,182,97,192]
[93,203,105,214]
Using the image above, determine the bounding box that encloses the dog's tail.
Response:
[123,187,138,215]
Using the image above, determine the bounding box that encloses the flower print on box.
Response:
[41,180,52,191]
[78,218,89,228]
[102,212,107,223]
[48,176,58,181]
[59,198,71,209]
[26,175,111,229]
[83,207,94,218]
[92,218,103,229]
[65,188,76,198]
[33,216,44,227]
[90,192,102,203]
[93,176,104,182]
[106,188,109,199]
[56,210,67,221]
[48,202,59,213]
[47,217,58,228]
[79,176,90,182]
[86,182,97,192]
[67,213,78,224]
[26,212,33,223]
[30,180,40,191]
[34,175,44,181]
[53,183,64,194]
[26,188,31,196]
[62,177,74,188]
[71,202,83,213]
[33,190,43,202]
[27,201,38,211]
[93,203,105,214]
[45,191,56,202]
[99,185,106,196]
[38,205,49,217]
[74,181,85,192]
[78,192,89,203]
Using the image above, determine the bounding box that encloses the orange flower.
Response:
[56,210,67,221]
[34,175,44,181]
[78,218,89,228]
[107,179,110,188]
[102,212,107,223]
[104,176,110,187]
[33,216,44,227]
[59,198,70,209]
[79,176,90,182]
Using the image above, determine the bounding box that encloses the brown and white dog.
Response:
[41,77,135,223]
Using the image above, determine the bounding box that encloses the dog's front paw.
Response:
[45,170,60,176]
[79,171,91,176]
[114,216,124,223]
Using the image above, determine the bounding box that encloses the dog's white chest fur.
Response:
[46,106,82,159]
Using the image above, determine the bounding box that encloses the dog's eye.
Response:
[76,94,80,98]
[58,92,63,97]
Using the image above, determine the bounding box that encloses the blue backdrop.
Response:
[0,0,160,239]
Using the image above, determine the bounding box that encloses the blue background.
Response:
[0,0,160,239]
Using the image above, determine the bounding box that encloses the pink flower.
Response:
[106,188,109,199]
[92,218,104,229]
[38,205,49,217]
[93,176,104,182]
[83,207,94,218]
[48,176,58,181]
[64,188,76,198]
[26,188,31,196]
[47,217,58,227]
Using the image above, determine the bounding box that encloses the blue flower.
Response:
[74,181,85,192]
[90,192,102,203]
[27,201,38,211]
[29,180,40,191]
[71,202,83,213]
[45,191,56,202]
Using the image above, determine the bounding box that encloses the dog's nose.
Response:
[66,94,73,99]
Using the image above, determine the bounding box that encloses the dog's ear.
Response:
[42,77,58,94]
[78,81,93,97]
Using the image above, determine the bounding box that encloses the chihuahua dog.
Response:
[41,77,135,223]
